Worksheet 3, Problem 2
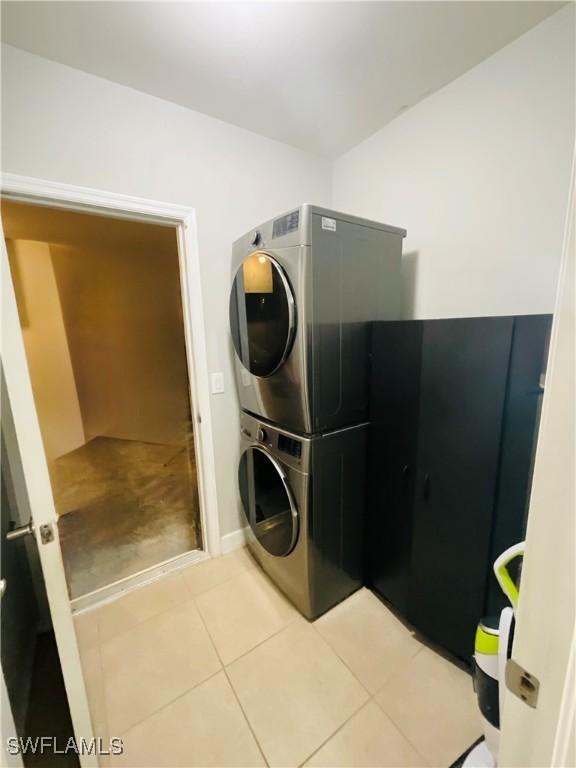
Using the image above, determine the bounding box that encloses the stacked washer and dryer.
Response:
[229,205,405,619]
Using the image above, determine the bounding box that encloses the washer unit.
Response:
[238,411,367,619]
[229,205,406,434]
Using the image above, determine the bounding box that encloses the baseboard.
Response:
[220,526,248,554]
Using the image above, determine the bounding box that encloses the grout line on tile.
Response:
[180,550,262,607]
[78,611,112,765]
[370,653,451,768]
[222,665,270,768]
[303,597,431,766]
[111,666,224,741]
[296,697,369,768]
[370,644,427,700]
[369,694,431,768]
[191,571,301,669]
[209,614,371,768]
[97,552,259,648]
[97,587,199,648]
[98,596,226,738]
[193,592,270,767]
[95,567,286,744]
[309,617,377,699]
[95,620,113,768]
[219,611,302,668]
[91,548,253,647]
[185,555,260,604]
[95,618,105,728]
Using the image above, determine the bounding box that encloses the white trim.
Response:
[1,172,221,558]
[175,210,221,556]
[0,173,193,224]
[220,527,248,555]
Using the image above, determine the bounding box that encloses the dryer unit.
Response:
[238,412,367,619]
[229,205,406,434]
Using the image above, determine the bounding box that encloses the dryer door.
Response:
[238,446,298,557]
[229,251,296,378]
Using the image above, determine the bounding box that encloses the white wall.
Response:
[332,6,574,320]
[51,240,192,447]
[1,44,332,537]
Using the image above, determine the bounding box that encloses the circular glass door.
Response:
[229,252,295,378]
[238,447,298,557]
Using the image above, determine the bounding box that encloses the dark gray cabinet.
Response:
[368,322,423,616]
[486,315,551,616]
[368,315,551,662]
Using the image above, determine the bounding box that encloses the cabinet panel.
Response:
[408,317,513,660]
[368,322,422,614]
[485,314,552,615]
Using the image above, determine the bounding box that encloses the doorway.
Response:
[2,200,203,600]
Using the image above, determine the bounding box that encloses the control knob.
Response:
[256,427,267,443]
[250,230,262,248]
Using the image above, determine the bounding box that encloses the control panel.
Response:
[272,209,300,240]
[278,434,302,459]
[239,414,308,470]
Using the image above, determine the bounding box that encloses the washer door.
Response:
[229,251,296,378]
[238,446,298,557]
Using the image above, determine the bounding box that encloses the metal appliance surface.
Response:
[238,412,367,619]
[230,204,406,434]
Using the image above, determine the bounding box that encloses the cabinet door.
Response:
[485,314,552,616]
[409,317,513,661]
[368,321,423,614]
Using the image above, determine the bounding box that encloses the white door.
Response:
[1,233,96,766]
[499,178,575,766]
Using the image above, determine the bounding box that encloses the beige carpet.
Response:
[52,437,201,599]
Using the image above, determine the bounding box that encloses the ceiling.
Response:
[1,1,563,157]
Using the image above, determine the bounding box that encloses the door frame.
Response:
[1,172,221,560]
[1,173,221,764]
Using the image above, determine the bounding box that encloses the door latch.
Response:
[39,523,55,545]
[505,659,540,708]
[6,519,55,545]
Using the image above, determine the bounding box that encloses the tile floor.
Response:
[74,549,481,768]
